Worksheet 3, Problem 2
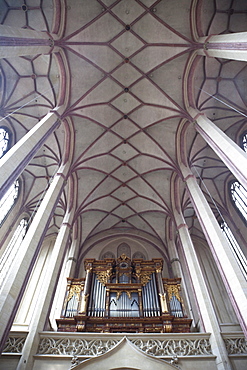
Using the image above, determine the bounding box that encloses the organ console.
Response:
[56,254,192,333]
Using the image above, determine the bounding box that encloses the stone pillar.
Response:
[0,163,69,352]
[183,168,247,337]
[79,263,93,314]
[0,25,57,58]
[197,32,247,61]
[49,231,80,330]
[0,109,62,198]
[16,190,76,370]
[189,108,247,189]
[174,212,232,370]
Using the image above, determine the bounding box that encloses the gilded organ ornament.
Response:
[57,256,191,333]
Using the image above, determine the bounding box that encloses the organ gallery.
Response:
[57,254,192,333]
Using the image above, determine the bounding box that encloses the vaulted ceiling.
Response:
[1,0,246,263]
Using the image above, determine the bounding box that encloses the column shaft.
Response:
[0,165,68,351]
[198,32,247,61]
[0,25,55,58]
[189,108,247,189]
[49,235,80,329]
[175,214,232,370]
[0,110,61,198]
[17,210,74,370]
[183,170,247,336]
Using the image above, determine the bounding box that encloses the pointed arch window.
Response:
[230,181,247,222]
[0,126,11,158]
[219,220,247,280]
[240,131,247,153]
[0,218,28,286]
[0,180,20,225]
[229,132,247,223]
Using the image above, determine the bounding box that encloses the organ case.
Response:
[56,254,192,333]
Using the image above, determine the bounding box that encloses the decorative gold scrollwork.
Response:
[140,271,152,286]
[164,283,182,302]
[67,284,81,302]
[116,290,135,300]
[96,271,109,286]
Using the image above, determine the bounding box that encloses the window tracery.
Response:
[0,179,20,225]
[230,180,247,222]
[0,217,28,285]
[0,126,10,158]
[240,131,247,153]
[219,220,247,280]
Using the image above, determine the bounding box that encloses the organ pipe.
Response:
[58,255,191,333]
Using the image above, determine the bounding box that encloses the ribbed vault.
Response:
[0,0,246,262]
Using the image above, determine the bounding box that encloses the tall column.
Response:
[0,109,62,198]
[49,230,80,330]
[197,32,247,61]
[174,212,232,370]
[16,186,76,370]
[0,25,57,58]
[183,168,247,337]
[189,108,247,189]
[0,163,69,352]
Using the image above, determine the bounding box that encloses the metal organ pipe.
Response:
[142,285,147,317]
[94,277,100,317]
[146,281,151,317]
[88,273,95,316]
[151,273,160,316]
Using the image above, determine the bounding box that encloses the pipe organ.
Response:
[57,254,192,333]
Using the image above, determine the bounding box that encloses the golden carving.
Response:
[140,271,151,286]
[135,267,141,279]
[96,267,112,286]
[164,283,182,302]
[67,284,81,302]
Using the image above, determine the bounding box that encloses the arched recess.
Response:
[71,337,178,370]
[76,232,168,278]
[117,242,131,257]
[193,237,240,330]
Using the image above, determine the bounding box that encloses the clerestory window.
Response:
[0,180,20,226]
[0,218,28,286]
[230,181,247,223]
[0,126,11,158]
[219,220,247,280]
[240,131,247,153]
[229,132,247,223]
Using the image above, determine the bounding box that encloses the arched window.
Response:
[0,180,20,225]
[219,220,247,280]
[229,132,247,223]
[0,126,11,158]
[240,131,247,153]
[230,181,247,222]
[0,218,28,286]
